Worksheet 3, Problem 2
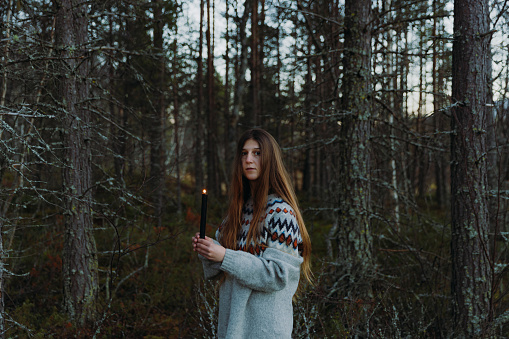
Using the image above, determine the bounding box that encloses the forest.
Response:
[1,0,509,337]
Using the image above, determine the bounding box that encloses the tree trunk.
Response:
[336,0,373,299]
[108,12,127,188]
[432,0,446,208]
[206,0,219,194]
[250,0,260,126]
[0,0,13,110]
[485,41,498,244]
[55,0,98,325]
[0,1,14,334]
[385,13,400,227]
[150,0,166,227]
[223,0,232,187]
[416,17,426,200]
[195,0,205,205]
[450,0,492,335]
[231,0,250,151]
[259,0,265,128]
[172,35,183,218]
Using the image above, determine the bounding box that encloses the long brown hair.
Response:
[220,128,312,287]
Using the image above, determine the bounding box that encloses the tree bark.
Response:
[172,35,183,218]
[230,0,251,152]
[250,0,260,126]
[432,0,446,209]
[450,0,492,335]
[150,0,166,227]
[0,1,14,334]
[206,0,219,194]
[0,0,13,110]
[223,0,232,186]
[55,0,98,325]
[195,0,205,205]
[336,0,373,299]
[416,16,426,200]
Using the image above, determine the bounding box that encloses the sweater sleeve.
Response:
[220,247,303,292]
[200,254,223,280]
[199,229,224,280]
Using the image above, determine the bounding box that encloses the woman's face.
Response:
[241,139,261,181]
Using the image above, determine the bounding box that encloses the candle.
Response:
[200,189,207,239]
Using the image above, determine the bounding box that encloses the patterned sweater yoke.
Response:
[236,194,303,258]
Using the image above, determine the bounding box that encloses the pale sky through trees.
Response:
[180,0,308,90]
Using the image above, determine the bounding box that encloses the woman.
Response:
[192,128,312,339]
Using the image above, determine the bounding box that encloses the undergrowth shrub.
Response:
[195,280,219,338]
[3,188,508,337]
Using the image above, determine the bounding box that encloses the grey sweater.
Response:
[200,194,304,339]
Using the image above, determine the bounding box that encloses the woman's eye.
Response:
[241,151,247,156]
[254,151,261,156]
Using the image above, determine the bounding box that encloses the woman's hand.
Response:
[192,233,226,263]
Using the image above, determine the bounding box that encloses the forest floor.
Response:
[4,191,508,338]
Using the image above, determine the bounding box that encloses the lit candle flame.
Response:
[203,189,207,194]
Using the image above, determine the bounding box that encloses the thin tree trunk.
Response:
[432,0,445,208]
[336,0,373,299]
[206,0,218,194]
[450,0,492,335]
[230,0,251,154]
[0,0,13,171]
[108,13,126,186]
[0,0,12,109]
[416,17,426,200]
[231,0,250,116]
[486,42,498,243]
[223,0,232,186]
[195,0,205,205]
[302,38,312,194]
[386,14,400,227]
[259,0,265,127]
[151,0,166,227]
[56,0,98,325]
[250,0,259,126]
[172,35,182,219]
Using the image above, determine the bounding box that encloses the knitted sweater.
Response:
[200,194,304,339]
